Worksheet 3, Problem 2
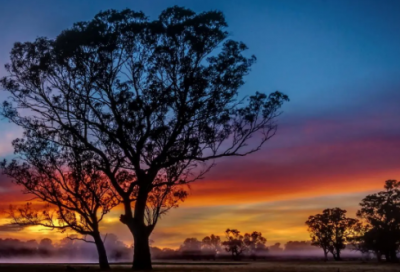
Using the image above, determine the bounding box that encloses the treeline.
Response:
[306,180,400,262]
[0,234,131,261]
[150,231,316,260]
[0,233,316,262]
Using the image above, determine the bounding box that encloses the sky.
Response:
[0,0,399,249]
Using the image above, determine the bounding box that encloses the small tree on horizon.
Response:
[306,208,358,261]
[243,231,267,259]
[179,238,202,253]
[1,6,288,270]
[269,242,283,253]
[222,229,247,260]
[202,234,222,253]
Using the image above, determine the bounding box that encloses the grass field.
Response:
[1,261,400,272]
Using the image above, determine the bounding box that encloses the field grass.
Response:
[1,261,400,272]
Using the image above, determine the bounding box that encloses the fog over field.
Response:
[0,234,367,264]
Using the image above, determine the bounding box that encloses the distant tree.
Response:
[162,248,176,255]
[149,246,163,259]
[154,247,178,259]
[284,241,313,252]
[357,180,400,262]
[179,238,202,252]
[269,242,283,253]
[306,208,358,261]
[38,238,54,257]
[0,238,41,258]
[58,236,80,259]
[326,208,359,260]
[2,137,119,270]
[243,231,267,259]
[104,233,131,262]
[306,212,332,261]
[25,239,39,252]
[202,234,222,253]
[178,238,202,260]
[222,229,247,260]
[1,6,288,270]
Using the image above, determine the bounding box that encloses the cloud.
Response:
[0,224,24,232]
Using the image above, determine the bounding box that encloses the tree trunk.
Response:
[131,185,152,270]
[335,249,341,261]
[376,251,382,262]
[118,178,155,270]
[132,225,152,270]
[390,250,398,263]
[93,233,110,271]
[323,250,328,262]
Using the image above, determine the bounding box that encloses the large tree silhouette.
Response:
[357,180,400,262]
[1,136,119,270]
[0,6,288,270]
[306,208,358,261]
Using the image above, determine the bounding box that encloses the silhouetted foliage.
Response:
[284,241,313,252]
[0,234,131,261]
[0,238,39,258]
[178,237,202,259]
[1,138,119,270]
[306,208,358,261]
[356,180,400,262]
[348,223,383,260]
[1,5,288,270]
[222,229,246,260]
[269,243,283,253]
[38,238,54,257]
[243,231,267,260]
[202,234,221,253]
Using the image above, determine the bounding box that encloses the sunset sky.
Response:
[0,0,399,249]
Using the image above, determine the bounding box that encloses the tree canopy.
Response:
[1,136,119,270]
[357,180,400,262]
[306,208,358,261]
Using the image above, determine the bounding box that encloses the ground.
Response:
[1,261,400,272]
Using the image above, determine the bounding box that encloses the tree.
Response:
[327,208,359,260]
[0,6,288,270]
[1,136,119,270]
[306,212,332,261]
[284,241,313,252]
[243,231,267,259]
[202,234,221,253]
[179,238,202,252]
[179,238,202,260]
[269,243,283,253]
[222,229,247,260]
[38,238,54,257]
[348,223,384,261]
[357,180,400,262]
[104,234,132,262]
[305,208,358,261]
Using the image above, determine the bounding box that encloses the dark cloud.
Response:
[0,224,24,232]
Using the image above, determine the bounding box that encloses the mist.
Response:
[0,234,132,263]
[0,236,367,263]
